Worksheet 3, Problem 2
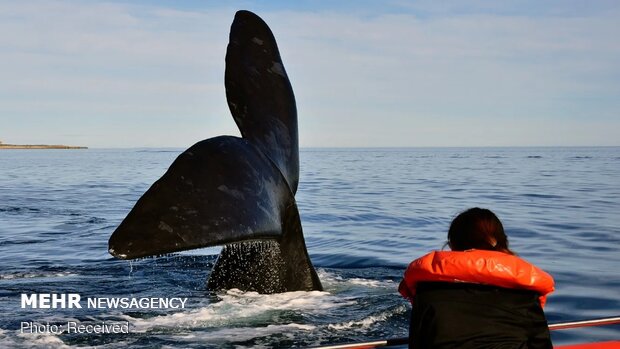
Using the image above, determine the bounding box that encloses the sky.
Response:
[0,0,619,148]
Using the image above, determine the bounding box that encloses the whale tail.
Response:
[108,11,322,293]
[226,10,299,194]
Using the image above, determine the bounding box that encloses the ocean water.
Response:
[0,147,618,348]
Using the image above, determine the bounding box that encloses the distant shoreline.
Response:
[0,144,87,150]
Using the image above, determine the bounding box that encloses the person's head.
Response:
[447,207,514,254]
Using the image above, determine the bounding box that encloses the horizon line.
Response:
[75,145,620,150]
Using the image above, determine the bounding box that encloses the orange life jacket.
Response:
[399,249,555,307]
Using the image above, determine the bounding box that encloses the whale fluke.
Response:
[108,10,322,293]
[226,10,299,194]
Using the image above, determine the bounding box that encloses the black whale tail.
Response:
[226,10,299,194]
[208,201,322,293]
[108,10,322,293]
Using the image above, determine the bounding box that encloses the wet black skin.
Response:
[108,10,322,293]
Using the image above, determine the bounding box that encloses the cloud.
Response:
[266,9,619,146]
[0,1,236,146]
[0,1,618,147]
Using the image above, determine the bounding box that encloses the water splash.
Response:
[208,240,286,293]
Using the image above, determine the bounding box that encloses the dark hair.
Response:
[447,208,514,255]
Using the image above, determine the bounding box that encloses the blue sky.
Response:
[1,0,618,147]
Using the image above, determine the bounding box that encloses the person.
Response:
[399,208,555,349]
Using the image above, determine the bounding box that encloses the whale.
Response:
[108,10,322,293]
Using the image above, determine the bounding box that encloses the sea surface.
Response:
[0,147,618,348]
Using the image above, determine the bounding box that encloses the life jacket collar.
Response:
[399,250,555,307]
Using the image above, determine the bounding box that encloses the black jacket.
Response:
[409,282,553,349]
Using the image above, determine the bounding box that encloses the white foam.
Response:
[318,269,397,289]
[0,271,77,280]
[328,313,388,330]
[348,278,393,288]
[121,288,353,333]
[328,305,407,331]
[170,323,315,344]
[6,331,73,349]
